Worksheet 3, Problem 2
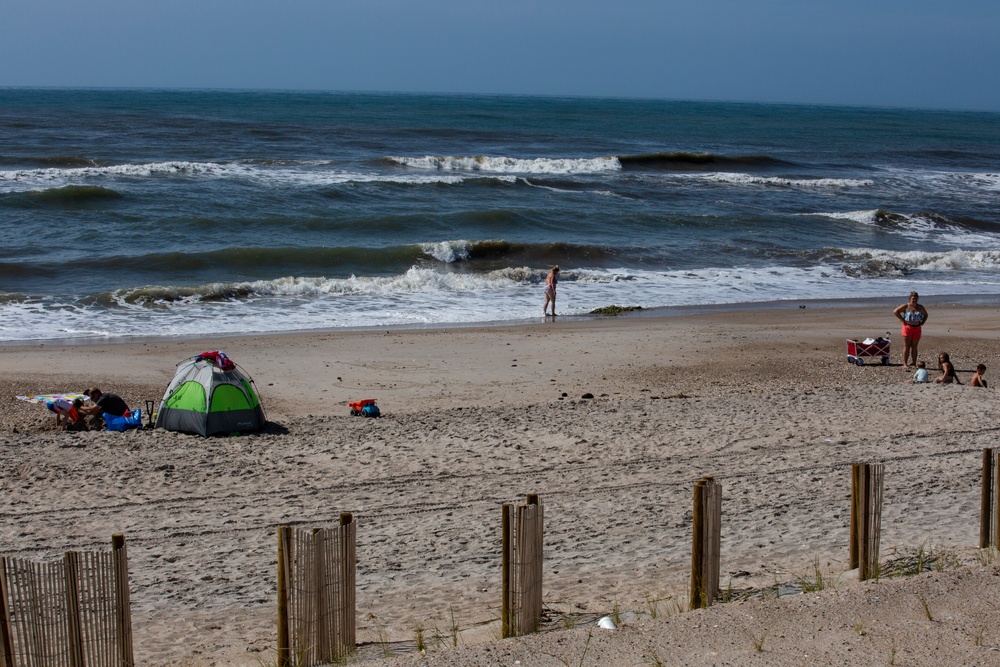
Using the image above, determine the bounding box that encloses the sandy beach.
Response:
[3,303,1000,665]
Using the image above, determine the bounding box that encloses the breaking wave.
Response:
[387,155,622,174]
[107,267,553,306]
[814,209,1000,246]
[701,173,874,188]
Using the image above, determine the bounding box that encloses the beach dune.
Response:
[2,304,999,665]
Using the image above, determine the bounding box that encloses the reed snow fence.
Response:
[8,451,1000,664]
[276,516,356,667]
[0,534,132,667]
[501,495,543,638]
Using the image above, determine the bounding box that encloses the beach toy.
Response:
[349,398,380,417]
[597,616,617,630]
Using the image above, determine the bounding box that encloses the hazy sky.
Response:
[3,0,998,111]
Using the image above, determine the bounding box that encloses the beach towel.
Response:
[195,350,236,371]
[17,393,87,404]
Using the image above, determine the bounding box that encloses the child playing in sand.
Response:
[912,361,929,384]
[934,352,960,384]
[970,364,988,388]
[47,397,86,430]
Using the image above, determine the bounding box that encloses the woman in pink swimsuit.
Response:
[893,291,928,370]
[542,265,559,316]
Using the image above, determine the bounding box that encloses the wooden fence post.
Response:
[981,449,994,549]
[0,558,13,667]
[522,495,542,635]
[690,478,705,610]
[276,526,292,667]
[311,528,327,664]
[501,496,542,639]
[339,513,356,657]
[994,454,1000,551]
[851,462,884,581]
[63,552,85,667]
[849,464,860,570]
[690,476,722,610]
[111,534,133,667]
[501,503,512,639]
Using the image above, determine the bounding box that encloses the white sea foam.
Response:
[420,240,473,263]
[872,167,1000,204]
[0,160,519,193]
[838,248,1000,271]
[4,260,1000,342]
[388,155,622,174]
[815,210,998,247]
[699,173,874,188]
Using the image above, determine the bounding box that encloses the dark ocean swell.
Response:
[618,152,793,171]
[45,246,431,279]
[0,155,105,168]
[0,185,124,207]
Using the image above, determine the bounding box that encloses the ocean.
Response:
[1,89,998,342]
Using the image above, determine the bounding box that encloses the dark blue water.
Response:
[1,89,998,340]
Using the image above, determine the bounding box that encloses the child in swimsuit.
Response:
[970,364,987,388]
[934,352,960,384]
[47,398,85,429]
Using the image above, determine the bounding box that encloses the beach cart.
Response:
[846,337,890,366]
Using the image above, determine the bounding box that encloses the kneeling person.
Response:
[80,387,130,429]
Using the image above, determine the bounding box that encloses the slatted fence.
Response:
[501,495,543,638]
[276,516,356,667]
[0,535,132,667]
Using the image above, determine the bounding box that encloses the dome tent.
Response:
[154,351,266,436]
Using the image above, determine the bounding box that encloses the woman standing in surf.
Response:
[543,266,560,317]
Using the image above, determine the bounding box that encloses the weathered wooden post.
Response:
[850,462,884,581]
[501,495,542,638]
[111,533,134,667]
[311,528,328,663]
[338,513,356,658]
[690,476,722,609]
[849,464,860,569]
[63,551,85,667]
[994,454,1000,550]
[521,495,542,635]
[0,558,13,667]
[276,526,292,667]
[981,449,994,549]
[501,502,513,638]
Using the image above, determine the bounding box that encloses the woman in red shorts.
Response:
[893,291,928,370]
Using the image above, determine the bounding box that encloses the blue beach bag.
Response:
[105,409,142,432]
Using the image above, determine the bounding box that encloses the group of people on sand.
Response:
[894,291,987,387]
[46,387,131,430]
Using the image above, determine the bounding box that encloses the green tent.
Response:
[154,353,266,436]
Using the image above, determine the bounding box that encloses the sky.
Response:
[2,0,999,111]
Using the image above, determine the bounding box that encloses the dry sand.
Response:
[2,303,1000,665]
